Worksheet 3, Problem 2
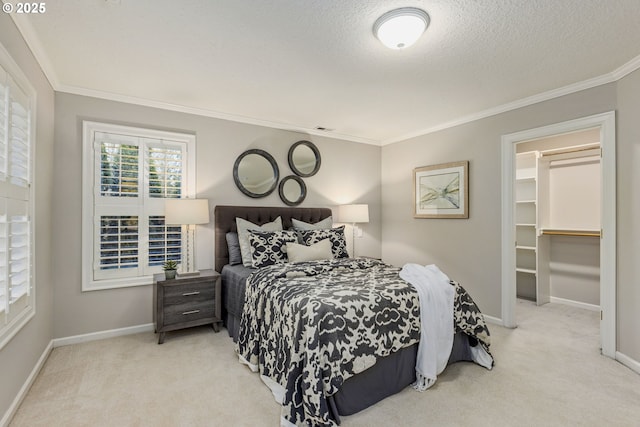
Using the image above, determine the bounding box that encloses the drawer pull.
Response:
[182,310,200,315]
[182,291,200,296]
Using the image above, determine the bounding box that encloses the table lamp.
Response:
[338,204,369,257]
[164,198,209,276]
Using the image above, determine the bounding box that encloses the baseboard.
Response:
[550,296,600,312]
[616,351,640,375]
[483,314,503,326]
[0,340,53,427]
[52,323,154,348]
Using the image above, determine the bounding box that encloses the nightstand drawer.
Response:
[163,300,215,325]
[163,285,215,305]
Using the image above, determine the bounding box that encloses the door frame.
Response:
[501,111,616,358]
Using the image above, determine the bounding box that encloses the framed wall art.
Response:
[413,160,469,218]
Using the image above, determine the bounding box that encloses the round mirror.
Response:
[288,140,321,177]
[278,175,307,206]
[233,149,279,198]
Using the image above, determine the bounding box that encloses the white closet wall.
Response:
[515,129,601,308]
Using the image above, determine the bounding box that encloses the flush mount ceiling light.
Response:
[373,7,430,50]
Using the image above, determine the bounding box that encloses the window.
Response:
[82,122,195,291]
[0,43,35,350]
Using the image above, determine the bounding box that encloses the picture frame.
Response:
[413,160,469,218]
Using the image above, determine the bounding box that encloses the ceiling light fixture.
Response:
[373,7,430,50]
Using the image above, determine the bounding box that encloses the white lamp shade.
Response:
[374,7,430,50]
[165,199,210,225]
[338,204,369,224]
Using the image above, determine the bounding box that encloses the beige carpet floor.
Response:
[9,299,640,427]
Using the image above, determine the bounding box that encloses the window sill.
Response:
[82,276,154,292]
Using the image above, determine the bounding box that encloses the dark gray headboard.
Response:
[214,205,333,272]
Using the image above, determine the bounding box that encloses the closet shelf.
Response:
[516,268,536,275]
[540,228,600,237]
[516,223,536,227]
[516,245,536,251]
[516,199,536,204]
[516,176,536,182]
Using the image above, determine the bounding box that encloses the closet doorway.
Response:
[501,112,616,358]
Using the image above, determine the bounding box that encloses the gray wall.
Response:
[53,93,382,338]
[382,79,640,363]
[380,84,616,318]
[0,14,55,422]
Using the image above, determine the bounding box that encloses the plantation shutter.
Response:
[0,64,32,320]
[0,210,6,316]
[0,66,7,181]
[87,124,189,287]
[8,77,30,187]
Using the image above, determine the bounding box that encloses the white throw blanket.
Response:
[399,263,455,391]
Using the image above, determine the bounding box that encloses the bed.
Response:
[214,205,493,426]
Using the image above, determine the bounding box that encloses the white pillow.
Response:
[291,216,333,231]
[286,238,333,263]
[236,216,283,267]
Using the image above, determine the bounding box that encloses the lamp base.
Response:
[177,270,201,278]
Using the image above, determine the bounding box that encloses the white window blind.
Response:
[149,216,181,267]
[83,122,195,291]
[0,43,35,350]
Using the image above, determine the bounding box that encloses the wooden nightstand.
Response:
[153,269,222,344]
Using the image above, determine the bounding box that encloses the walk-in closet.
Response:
[515,128,601,311]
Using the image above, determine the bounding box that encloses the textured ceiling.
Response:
[12,0,640,144]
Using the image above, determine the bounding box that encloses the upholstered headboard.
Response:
[214,205,333,272]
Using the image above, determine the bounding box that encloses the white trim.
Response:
[482,314,503,326]
[385,72,618,145]
[501,111,617,358]
[7,12,60,90]
[611,54,640,81]
[0,308,35,351]
[501,137,517,328]
[82,121,196,291]
[549,296,600,312]
[52,323,154,348]
[0,340,52,427]
[0,39,37,351]
[616,352,640,376]
[59,84,380,146]
[10,6,640,147]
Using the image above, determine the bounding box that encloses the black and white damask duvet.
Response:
[236,258,492,427]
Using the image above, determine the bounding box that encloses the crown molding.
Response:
[381,56,640,145]
[8,10,60,89]
[611,53,640,80]
[9,11,640,148]
[56,83,381,146]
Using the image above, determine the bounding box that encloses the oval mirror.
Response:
[288,140,321,177]
[278,175,307,206]
[233,149,279,198]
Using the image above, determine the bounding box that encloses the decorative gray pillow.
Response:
[291,216,333,231]
[286,239,333,263]
[298,225,348,259]
[248,230,298,268]
[225,232,242,266]
[236,216,283,267]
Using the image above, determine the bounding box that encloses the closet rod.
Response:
[541,229,600,237]
[539,143,600,157]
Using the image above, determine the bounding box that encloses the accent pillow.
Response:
[225,232,242,266]
[291,216,333,231]
[298,225,348,259]
[236,216,283,267]
[248,230,298,268]
[286,239,333,263]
